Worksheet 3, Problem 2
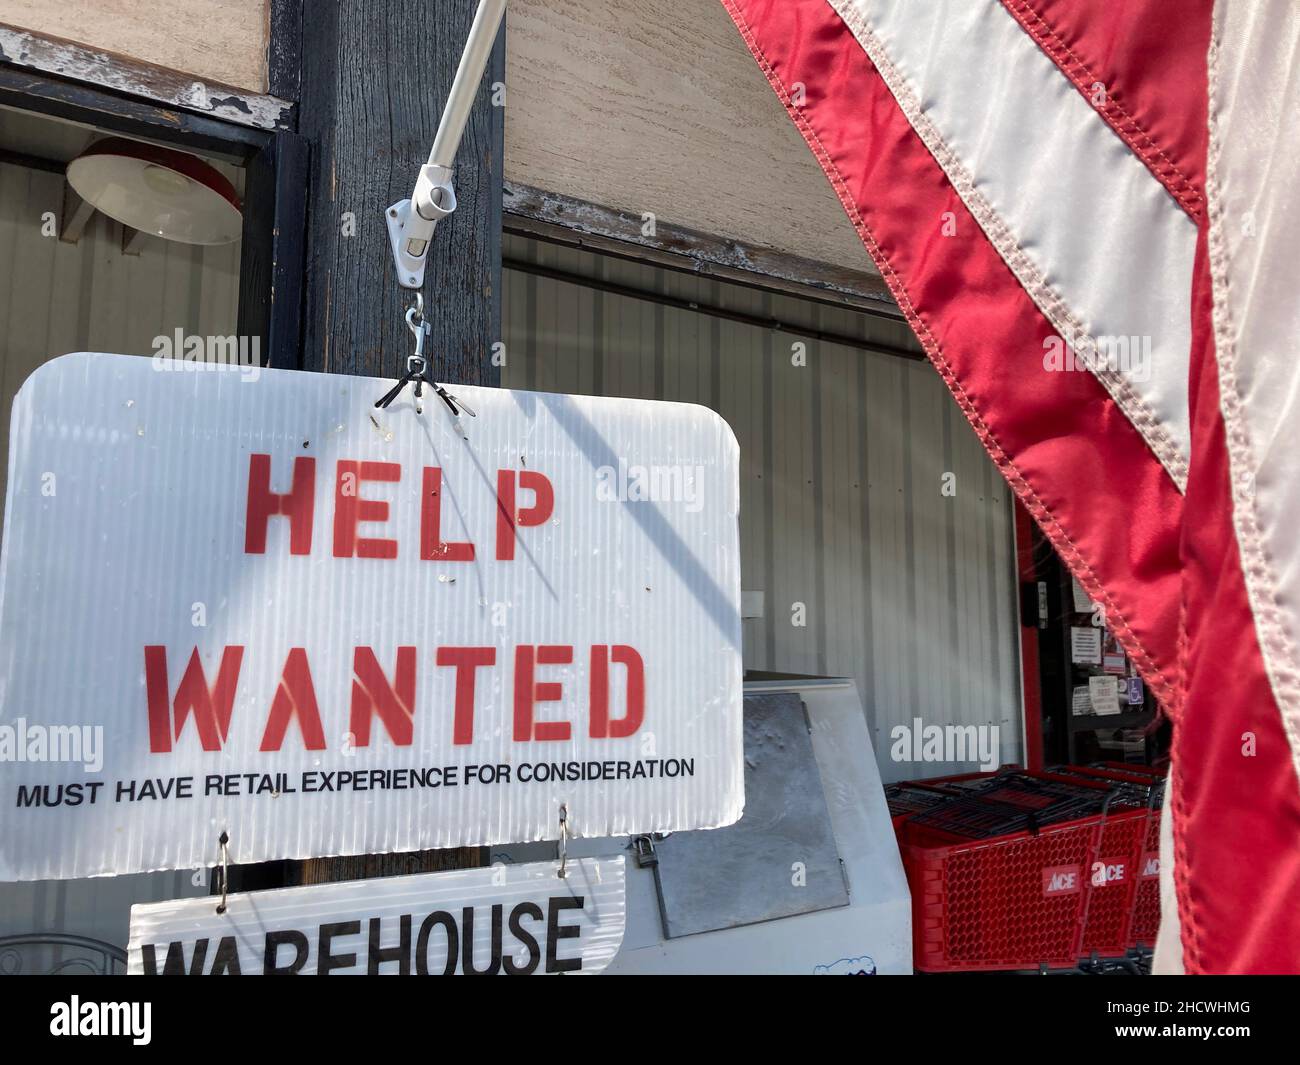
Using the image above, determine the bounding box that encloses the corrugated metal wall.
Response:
[0,158,234,956]
[0,159,242,500]
[503,234,1023,782]
[0,177,1022,949]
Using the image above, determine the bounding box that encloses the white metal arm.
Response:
[386,0,507,289]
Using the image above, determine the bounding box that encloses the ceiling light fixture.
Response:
[66,137,242,246]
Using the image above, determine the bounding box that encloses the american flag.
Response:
[721,0,1300,973]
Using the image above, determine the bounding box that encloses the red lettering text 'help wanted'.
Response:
[142,454,645,754]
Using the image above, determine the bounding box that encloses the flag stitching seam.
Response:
[719,0,1178,710]
[1000,0,1204,221]
[1202,16,1300,782]
[827,0,1191,492]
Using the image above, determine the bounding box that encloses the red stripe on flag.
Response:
[1175,222,1300,974]
[720,0,1184,705]
[1000,0,1212,223]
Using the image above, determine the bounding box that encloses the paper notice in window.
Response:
[1071,576,1094,614]
[1071,626,1102,665]
[1089,675,1121,716]
[1072,685,1093,716]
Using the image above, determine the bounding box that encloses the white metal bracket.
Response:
[386,164,457,290]
[384,0,506,291]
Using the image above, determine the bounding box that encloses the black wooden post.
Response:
[289,0,504,883]
[297,0,503,387]
[237,132,309,371]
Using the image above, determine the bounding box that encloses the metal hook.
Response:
[557,804,570,879]
[405,307,431,413]
[405,305,427,350]
[376,304,432,412]
[215,830,230,915]
[380,290,478,425]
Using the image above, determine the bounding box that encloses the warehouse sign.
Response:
[0,353,742,880]
[127,857,626,975]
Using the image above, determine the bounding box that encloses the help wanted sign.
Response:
[0,353,742,879]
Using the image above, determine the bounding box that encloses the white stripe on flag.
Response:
[1205,0,1300,768]
[830,0,1198,485]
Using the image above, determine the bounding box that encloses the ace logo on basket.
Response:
[1042,864,1082,896]
[1091,860,1127,886]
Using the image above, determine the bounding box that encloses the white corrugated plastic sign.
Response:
[0,353,742,880]
[127,857,626,975]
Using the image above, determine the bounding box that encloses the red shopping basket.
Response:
[897,770,1145,971]
[1052,764,1164,956]
[1096,760,1165,778]
[1078,807,1149,957]
[1052,763,1162,797]
[904,769,1122,840]
[884,770,1005,827]
[902,814,1103,971]
[1130,806,1163,947]
[1094,763,1167,949]
[1081,762,1166,950]
[886,783,957,826]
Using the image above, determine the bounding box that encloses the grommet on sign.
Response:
[215,830,230,916]
[557,804,570,880]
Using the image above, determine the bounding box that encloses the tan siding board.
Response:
[505,0,872,278]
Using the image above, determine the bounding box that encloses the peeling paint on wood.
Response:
[0,25,292,131]
[505,181,898,316]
